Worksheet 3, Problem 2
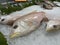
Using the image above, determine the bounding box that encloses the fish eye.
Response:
[1,19,5,21]
[13,25,18,29]
[53,25,57,28]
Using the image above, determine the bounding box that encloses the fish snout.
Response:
[10,32,20,38]
[46,20,60,32]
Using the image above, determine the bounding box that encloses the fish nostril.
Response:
[13,25,18,29]
[53,25,57,28]
[1,19,5,21]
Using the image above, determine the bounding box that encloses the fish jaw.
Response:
[46,20,60,32]
[0,15,14,25]
[10,32,20,38]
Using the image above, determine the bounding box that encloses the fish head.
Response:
[46,20,60,32]
[10,21,21,38]
[10,19,39,38]
[0,16,7,24]
[0,16,13,25]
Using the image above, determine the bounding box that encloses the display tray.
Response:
[0,2,60,45]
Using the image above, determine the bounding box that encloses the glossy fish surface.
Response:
[0,5,38,25]
[10,12,48,38]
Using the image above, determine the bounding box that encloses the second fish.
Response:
[10,12,48,38]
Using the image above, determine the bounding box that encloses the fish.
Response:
[0,5,39,25]
[46,20,60,32]
[10,12,48,38]
[0,11,36,25]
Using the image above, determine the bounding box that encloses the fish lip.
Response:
[10,32,20,38]
[46,27,53,32]
[46,25,55,32]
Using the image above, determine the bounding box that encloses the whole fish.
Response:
[10,12,48,38]
[0,5,38,25]
[46,20,60,32]
[0,11,35,25]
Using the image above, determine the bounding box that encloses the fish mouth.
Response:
[10,32,20,38]
[46,27,55,32]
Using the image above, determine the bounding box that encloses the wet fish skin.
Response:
[0,11,36,26]
[0,5,39,26]
[0,15,21,25]
[10,12,48,38]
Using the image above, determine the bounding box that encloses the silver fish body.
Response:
[0,5,38,25]
[10,12,48,38]
[0,11,36,25]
